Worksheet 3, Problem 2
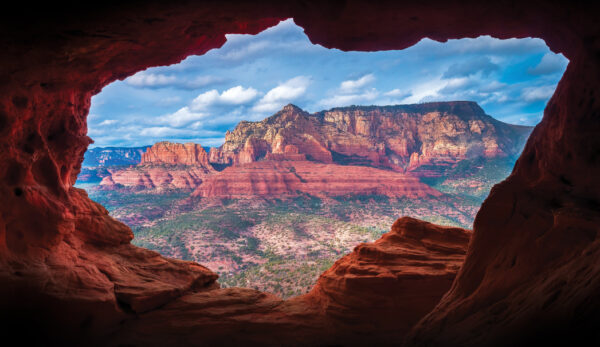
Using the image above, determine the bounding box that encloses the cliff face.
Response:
[141,142,211,167]
[209,102,532,178]
[100,142,215,190]
[102,102,528,195]
[192,161,441,199]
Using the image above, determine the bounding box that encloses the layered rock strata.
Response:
[100,142,215,190]
[209,103,532,178]
[193,160,441,199]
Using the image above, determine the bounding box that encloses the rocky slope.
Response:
[141,141,212,166]
[209,102,532,178]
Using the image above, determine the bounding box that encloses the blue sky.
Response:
[88,19,568,148]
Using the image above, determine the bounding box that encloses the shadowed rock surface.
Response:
[0,0,599,345]
[110,217,469,346]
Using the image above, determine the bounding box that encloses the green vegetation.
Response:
[81,180,486,298]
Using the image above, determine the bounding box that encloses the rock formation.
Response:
[101,102,529,194]
[193,160,441,199]
[1,1,599,345]
[141,141,211,166]
[209,102,532,178]
[100,142,215,190]
[303,217,470,341]
[110,217,470,346]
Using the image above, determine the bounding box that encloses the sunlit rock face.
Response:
[0,1,599,345]
[140,142,212,166]
[209,102,531,178]
[192,160,442,199]
[99,142,215,190]
[101,101,530,194]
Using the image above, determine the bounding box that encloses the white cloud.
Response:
[125,71,177,87]
[521,85,556,102]
[339,74,375,93]
[414,36,548,56]
[438,77,476,94]
[220,86,260,104]
[98,119,118,126]
[528,53,568,75]
[253,76,310,113]
[402,78,448,103]
[158,107,207,127]
[190,86,259,111]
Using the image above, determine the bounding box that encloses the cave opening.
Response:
[4,2,599,345]
[75,19,568,299]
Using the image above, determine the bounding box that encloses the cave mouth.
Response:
[76,19,567,299]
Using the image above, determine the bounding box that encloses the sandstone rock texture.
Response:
[103,101,526,194]
[1,0,599,345]
[209,102,531,178]
[100,141,215,190]
[193,160,441,199]
[304,217,470,341]
[141,141,212,167]
[110,217,470,346]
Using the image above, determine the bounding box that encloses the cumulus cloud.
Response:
[253,76,310,113]
[190,86,259,111]
[528,53,568,75]
[87,20,567,148]
[339,74,375,93]
[158,107,207,127]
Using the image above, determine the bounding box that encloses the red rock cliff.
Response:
[209,102,532,178]
[100,142,215,190]
[141,141,211,166]
[192,160,442,199]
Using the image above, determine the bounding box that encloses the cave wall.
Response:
[0,0,599,345]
